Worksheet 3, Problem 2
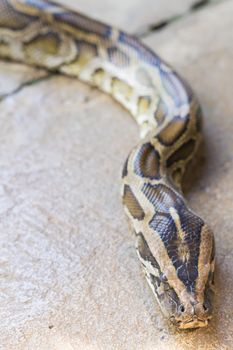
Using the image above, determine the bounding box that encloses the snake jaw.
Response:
[178,317,210,329]
[169,290,214,329]
[170,309,212,329]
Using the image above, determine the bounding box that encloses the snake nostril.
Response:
[179,305,185,313]
[203,303,208,312]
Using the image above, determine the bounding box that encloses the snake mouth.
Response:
[178,317,209,329]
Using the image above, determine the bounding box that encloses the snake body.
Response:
[0,0,215,329]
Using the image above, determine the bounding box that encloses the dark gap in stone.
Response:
[137,0,220,38]
[191,0,211,10]
[149,20,168,32]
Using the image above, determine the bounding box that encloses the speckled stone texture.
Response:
[55,0,203,33]
[0,1,233,349]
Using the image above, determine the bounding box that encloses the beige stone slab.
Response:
[0,61,48,98]
[55,0,202,33]
[1,1,233,350]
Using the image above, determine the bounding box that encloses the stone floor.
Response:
[1,1,233,349]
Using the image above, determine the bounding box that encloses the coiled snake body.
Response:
[0,0,215,329]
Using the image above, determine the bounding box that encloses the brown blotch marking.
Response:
[196,106,203,132]
[157,116,188,146]
[92,68,105,86]
[107,46,129,67]
[54,12,110,37]
[138,96,151,115]
[122,156,129,178]
[24,33,61,57]
[210,235,215,263]
[136,233,161,271]
[171,167,183,186]
[75,41,98,67]
[166,139,196,167]
[64,41,98,74]
[134,143,160,179]
[154,99,166,125]
[61,41,98,76]
[1,1,34,30]
[123,185,145,220]
[142,183,179,213]
[111,78,132,100]
[0,43,11,58]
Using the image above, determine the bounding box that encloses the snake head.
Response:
[136,218,215,329]
[168,223,215,329]
[146,266,214,329]
[169,284,214,329]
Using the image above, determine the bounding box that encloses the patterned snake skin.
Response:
[0,0,215,329]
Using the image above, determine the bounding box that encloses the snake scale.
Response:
[0,0,215,329]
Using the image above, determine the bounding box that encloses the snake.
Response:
[0,0,215,329]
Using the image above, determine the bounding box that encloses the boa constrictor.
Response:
[0,0,215,329]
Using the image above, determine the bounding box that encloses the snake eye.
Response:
[203,303,209,312]
[179,305,185,313]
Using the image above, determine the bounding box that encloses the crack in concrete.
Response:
[0,74,52,102]
[137,0,227,37]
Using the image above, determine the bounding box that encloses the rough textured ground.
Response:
[55,0,204,34]
[0,1,233,349]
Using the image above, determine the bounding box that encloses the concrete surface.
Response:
[0,0,233,349]
[55,0,203,34]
